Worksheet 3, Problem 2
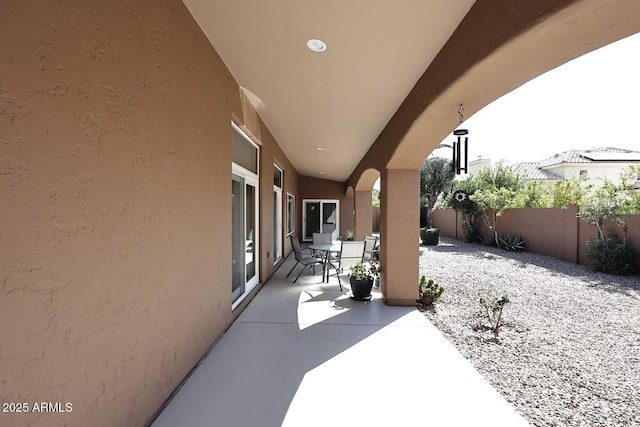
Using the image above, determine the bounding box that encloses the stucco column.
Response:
[354,190,373,240]
[380,168,419,306]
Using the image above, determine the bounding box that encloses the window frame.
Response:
[286,193,295,236]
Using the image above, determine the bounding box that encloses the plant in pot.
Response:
[349,262,379,301]
[420,227,440,245]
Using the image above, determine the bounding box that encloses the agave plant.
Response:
[498,234,526,252]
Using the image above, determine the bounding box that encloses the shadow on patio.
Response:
[150,253,529,427]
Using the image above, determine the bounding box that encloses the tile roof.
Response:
[539,147,640,167]
[511,162,561,180]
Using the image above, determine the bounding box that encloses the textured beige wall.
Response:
[380,169,420,305]
[258,119,299,279]
[354,191,373,240]
[0,1,295,426]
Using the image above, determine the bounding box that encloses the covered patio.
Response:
[151,254,529,427]
[3,1,640,426]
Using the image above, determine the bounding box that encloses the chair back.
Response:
[339,241,366,272]
[290,235,304,262]
[312,232,332,244]
[364,235,378,260]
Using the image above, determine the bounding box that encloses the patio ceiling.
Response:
[181,0,476,182]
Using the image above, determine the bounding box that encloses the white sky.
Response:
[431,32,640,164]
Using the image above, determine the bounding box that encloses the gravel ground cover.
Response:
[419,237,640,427]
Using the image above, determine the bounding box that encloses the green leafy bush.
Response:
[350,262,379,281]
[479,289,510,337]
[417,276,444,305]
[585,237,638,275]
[462,221,481,243]
[420,227,440,245]
[498,234,526,252]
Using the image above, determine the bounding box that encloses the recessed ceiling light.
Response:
[307,39,327,53]
[319,172,324,175]
[316,147,325,151]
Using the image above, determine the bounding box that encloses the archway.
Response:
[346,1,640,305]
[351,169,381,240]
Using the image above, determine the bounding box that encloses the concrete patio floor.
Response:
[151,253,530,427]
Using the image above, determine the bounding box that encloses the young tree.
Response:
[579,176,638,274]
[578,179,628,242]
[617,165,640,215]
[420,157,455,228]
[513,180,553,208]
[552,177,591,208]
[472,187,518,246]
[467,165,525,246]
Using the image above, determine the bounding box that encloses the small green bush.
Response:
[417,276,444,305]
[585,237,638,275]
[420,227,440,245]
[498,234,526,252]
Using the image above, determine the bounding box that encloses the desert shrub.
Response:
[417,276,444,305]
[585,237,638,275]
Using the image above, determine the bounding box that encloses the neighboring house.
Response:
[470,147,640,185]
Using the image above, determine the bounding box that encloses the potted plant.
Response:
[420,227,440,245]
[349,262,379,300]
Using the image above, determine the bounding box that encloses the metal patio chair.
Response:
[363,235,378,261]
[312,232,332,257]
[287,235,324,283]
[326,240,366,291]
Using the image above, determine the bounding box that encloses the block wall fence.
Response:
[432,207,640,266]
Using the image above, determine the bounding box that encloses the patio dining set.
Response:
[287,233,379,291]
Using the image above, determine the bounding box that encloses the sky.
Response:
[430,31,640,164]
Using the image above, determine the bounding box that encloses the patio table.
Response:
[308,242,341,283]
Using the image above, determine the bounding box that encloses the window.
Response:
[579,170,588,176]
[286,193,295,236]
[232,125,258,174]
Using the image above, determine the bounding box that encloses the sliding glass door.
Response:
[231,123,259,308]
[302,200,339,242]
[232,171,259,305]
[273,165,283,263]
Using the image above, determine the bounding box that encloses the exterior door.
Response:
[273,164,283,263]
[231,172,258,306]
[302,200,339,241]
[273,189,282,263]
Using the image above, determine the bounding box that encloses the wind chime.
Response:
[452,104,469,174]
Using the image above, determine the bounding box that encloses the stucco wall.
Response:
[0,1,297,426]
[258,121,299,278]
